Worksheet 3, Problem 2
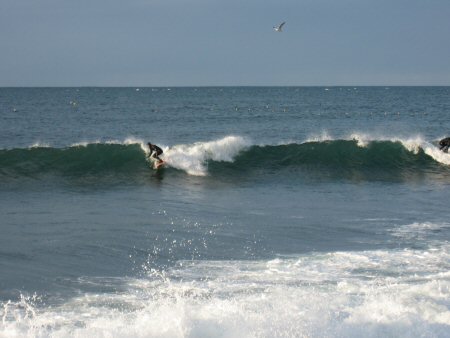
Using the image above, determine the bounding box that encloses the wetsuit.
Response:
[439,137,450,153]
[148,144,163,162]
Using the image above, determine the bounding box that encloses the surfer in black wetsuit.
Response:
[439,137,450,153]
[147,142,164,163]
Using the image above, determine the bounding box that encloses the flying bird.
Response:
[273,22,286,32]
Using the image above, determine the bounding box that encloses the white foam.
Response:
[120,137,148,153]
[422,142,450,166]
[29,142,51,148]
[340,132,450,166]
[69,138,148,153]
[66,136,250,175]
[393,135,424,154]
[1,245,449,337]
[26,133,450,169]
[346,133,425,151]
[379,135,450,165]
[70,140,103,147]
[348,132,371,147]
[305,131,333,143]
[162,136,251,176]
[391,222,450,241]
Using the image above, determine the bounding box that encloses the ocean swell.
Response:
[0,136,449,182]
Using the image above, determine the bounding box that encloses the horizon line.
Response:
[1,85,450,88]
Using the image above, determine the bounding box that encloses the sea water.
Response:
[0,87,449,337]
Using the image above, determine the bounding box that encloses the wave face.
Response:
[0,143,149,178]
[218,140,448,175]
[1,136,449,183]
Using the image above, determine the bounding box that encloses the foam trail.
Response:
[391,222,450,241]
[163,136,251,176]
[1,244,449,337]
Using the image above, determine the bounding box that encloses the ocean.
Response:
[0,87,449,337]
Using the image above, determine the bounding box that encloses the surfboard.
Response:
[153,160,165,170]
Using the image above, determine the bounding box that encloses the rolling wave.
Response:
[0,136,449,183]
[228,140,438,170]
[0,143,149,178]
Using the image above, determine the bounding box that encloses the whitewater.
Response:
[1,134,449,179]
[2,243,450,337]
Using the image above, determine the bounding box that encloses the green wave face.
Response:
[0,144,149,178]
[207,140,450,182]
[232,141,432,169]
[0,140,448,184]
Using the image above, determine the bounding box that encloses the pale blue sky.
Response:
[1,0,449,86]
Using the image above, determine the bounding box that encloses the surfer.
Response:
[147,142,164,164]
[439,137,450,153]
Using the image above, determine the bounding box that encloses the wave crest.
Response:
[1,135,449,182]
[164,136,251,176]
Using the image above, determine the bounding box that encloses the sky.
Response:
[1,0,450,86]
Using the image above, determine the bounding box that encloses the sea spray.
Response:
[163,136,251,176]
[1,243,449,337]
[1,136,450,182]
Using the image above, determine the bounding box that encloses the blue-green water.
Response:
[1,87,449,337]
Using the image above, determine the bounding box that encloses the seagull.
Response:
[273,21,286,32]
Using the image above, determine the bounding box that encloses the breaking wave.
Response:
[0,135,449,182]
[1,244,449,337]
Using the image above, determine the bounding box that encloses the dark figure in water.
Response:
[147,142,164,163]
[439,137,450,153]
